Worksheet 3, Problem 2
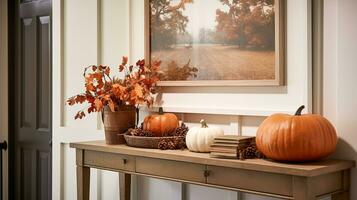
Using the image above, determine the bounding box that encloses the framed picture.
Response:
[145,0,285,86]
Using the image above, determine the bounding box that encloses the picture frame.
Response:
[145,0,286,86]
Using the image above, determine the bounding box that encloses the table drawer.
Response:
[207,165,293,196]
[84,150,135,172]
[136,157,206,183]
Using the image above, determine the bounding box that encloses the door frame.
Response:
[312,0,324,114]
[0,0,9,199]
[6,0,17,199]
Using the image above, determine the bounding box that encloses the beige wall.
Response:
[324,0,357,199]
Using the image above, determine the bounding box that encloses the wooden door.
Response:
[12,0,52,199]
[0,0,9,199]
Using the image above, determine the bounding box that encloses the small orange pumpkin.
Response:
[256,105,337,162]
[143,107,179,137]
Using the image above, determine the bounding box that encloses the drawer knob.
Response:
[122,158,127,164]
[203,170,210,177]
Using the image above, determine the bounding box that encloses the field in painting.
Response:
[152,44,275,81]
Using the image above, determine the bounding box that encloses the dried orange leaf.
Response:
[108,100,115,112]
[94,98,103,111]
[122,56,128,65]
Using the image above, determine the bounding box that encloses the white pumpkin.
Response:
[186,119,224,152]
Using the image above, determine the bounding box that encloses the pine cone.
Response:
[158,140,169,150]
[127,128,136,136]
[139,129,154,137]
[167,141,176,150]
[173,137,186,150]
[244,146,257,159]
[255,150,266,159]
[173,123,189,136]
[129,127,154,137]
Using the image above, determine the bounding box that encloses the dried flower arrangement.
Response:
[66,57,161,119]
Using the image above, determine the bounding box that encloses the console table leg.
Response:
[292,176,316,200]
[119,172,131,200]
[332,192,349,200]
[77,166,90,200]
[332,170,350,200]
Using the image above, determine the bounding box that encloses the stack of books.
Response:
[210,135,255,159]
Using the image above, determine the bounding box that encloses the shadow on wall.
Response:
[332,138,357,161]
[332,138,357,194]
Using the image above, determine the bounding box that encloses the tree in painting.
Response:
[150,0,193,50]
[215,0,275,50]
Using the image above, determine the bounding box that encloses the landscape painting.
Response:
[146,0,285,86]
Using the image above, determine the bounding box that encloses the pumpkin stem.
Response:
[200,119,208,128]
[158,107,164,115]
[295,105,305,116]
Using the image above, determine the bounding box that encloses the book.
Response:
[214,135,255,141]
[211,144,249,151]
[213,136,255,144]
[210,146,247,153]
[210,152,237,159]
[212,139,250,144]
[210,135,256,159]
[211,143,239,148]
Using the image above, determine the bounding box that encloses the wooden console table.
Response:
[70,141,355,200]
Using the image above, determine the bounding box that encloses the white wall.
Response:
[324,0,357,199]
[53,0,312,200]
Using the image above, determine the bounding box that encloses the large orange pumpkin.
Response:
[143,107,179,137]
[256,105,337,162]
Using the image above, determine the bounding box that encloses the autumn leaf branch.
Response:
[67,56,161,119]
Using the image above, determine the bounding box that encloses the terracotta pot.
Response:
[102,106,136,144]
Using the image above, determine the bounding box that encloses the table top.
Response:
[70,140,355,177]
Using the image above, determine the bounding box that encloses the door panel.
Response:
[37,16,51,131]
[20,148,34,199]
[38,150,51,200]
[20,17,36,129]
[14,0,52,199]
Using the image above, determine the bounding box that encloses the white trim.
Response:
[96,0,102,131]
[148,106,295,116]
[312,0,324,114]
[305,0,314,113]
[52,0,64,198]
